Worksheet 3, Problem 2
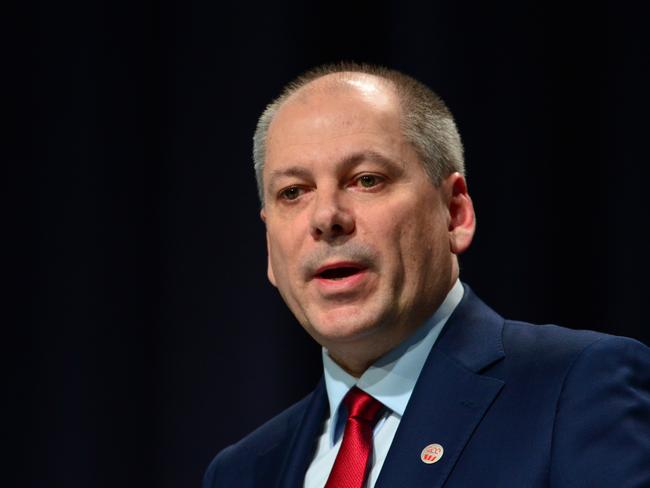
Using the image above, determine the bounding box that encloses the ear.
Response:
[260,208,277,287]
[444,173,476,255]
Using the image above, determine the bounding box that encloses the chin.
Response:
[308,305,389,345]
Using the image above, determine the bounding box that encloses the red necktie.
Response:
[324,387,384,488]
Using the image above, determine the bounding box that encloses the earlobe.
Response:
[446,173,476,255]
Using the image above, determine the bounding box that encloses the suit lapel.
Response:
[267,380,328,488]
[376,286,506,488]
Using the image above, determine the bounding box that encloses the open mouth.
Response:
[314,261,368,282]
[317,266,363,280]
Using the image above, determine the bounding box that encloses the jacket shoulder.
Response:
[202,391,315,488]
[501,319,641,361]
[493,319,649,402]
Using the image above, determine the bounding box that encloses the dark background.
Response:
[8,0,649,486]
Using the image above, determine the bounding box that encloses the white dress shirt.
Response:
[304,280,464,488]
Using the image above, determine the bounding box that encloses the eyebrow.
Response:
[266,166,313,194]
[266,150,404,193]
[342,150,404,174]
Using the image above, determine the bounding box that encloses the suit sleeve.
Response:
[203,444,240,488]
[550,336,650,487]
[202,447,222,488]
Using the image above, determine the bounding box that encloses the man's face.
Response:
[261,75,470,366]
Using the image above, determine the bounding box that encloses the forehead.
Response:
[289,72,395,107]
[265,75,403,166]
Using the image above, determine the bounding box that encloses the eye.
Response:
[279,186,305,201]
[356,174,383,188]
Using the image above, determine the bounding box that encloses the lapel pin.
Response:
[420,443,444,464]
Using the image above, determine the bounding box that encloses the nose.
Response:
[309,190,355,241]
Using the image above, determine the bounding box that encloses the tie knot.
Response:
[343,387,384,424]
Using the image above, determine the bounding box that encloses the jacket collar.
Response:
[375,284,506,488]
[435,283,505,372]
[271,380,328,488]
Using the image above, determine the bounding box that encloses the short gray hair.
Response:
[253,62,465,204]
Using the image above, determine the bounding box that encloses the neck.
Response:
[327,352,376,378]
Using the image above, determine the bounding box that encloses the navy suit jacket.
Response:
[204,286,650,487]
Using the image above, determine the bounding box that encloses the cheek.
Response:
[389,203,448,269]
[269,237,292,275]
[363,204,424,271]
[267,224,305,280]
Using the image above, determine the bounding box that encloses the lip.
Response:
[312,261,370,293]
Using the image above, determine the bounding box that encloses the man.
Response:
[204,63,650,487]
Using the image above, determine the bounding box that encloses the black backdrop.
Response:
[8,1,649,486]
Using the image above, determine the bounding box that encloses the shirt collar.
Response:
[322,279,464,444]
